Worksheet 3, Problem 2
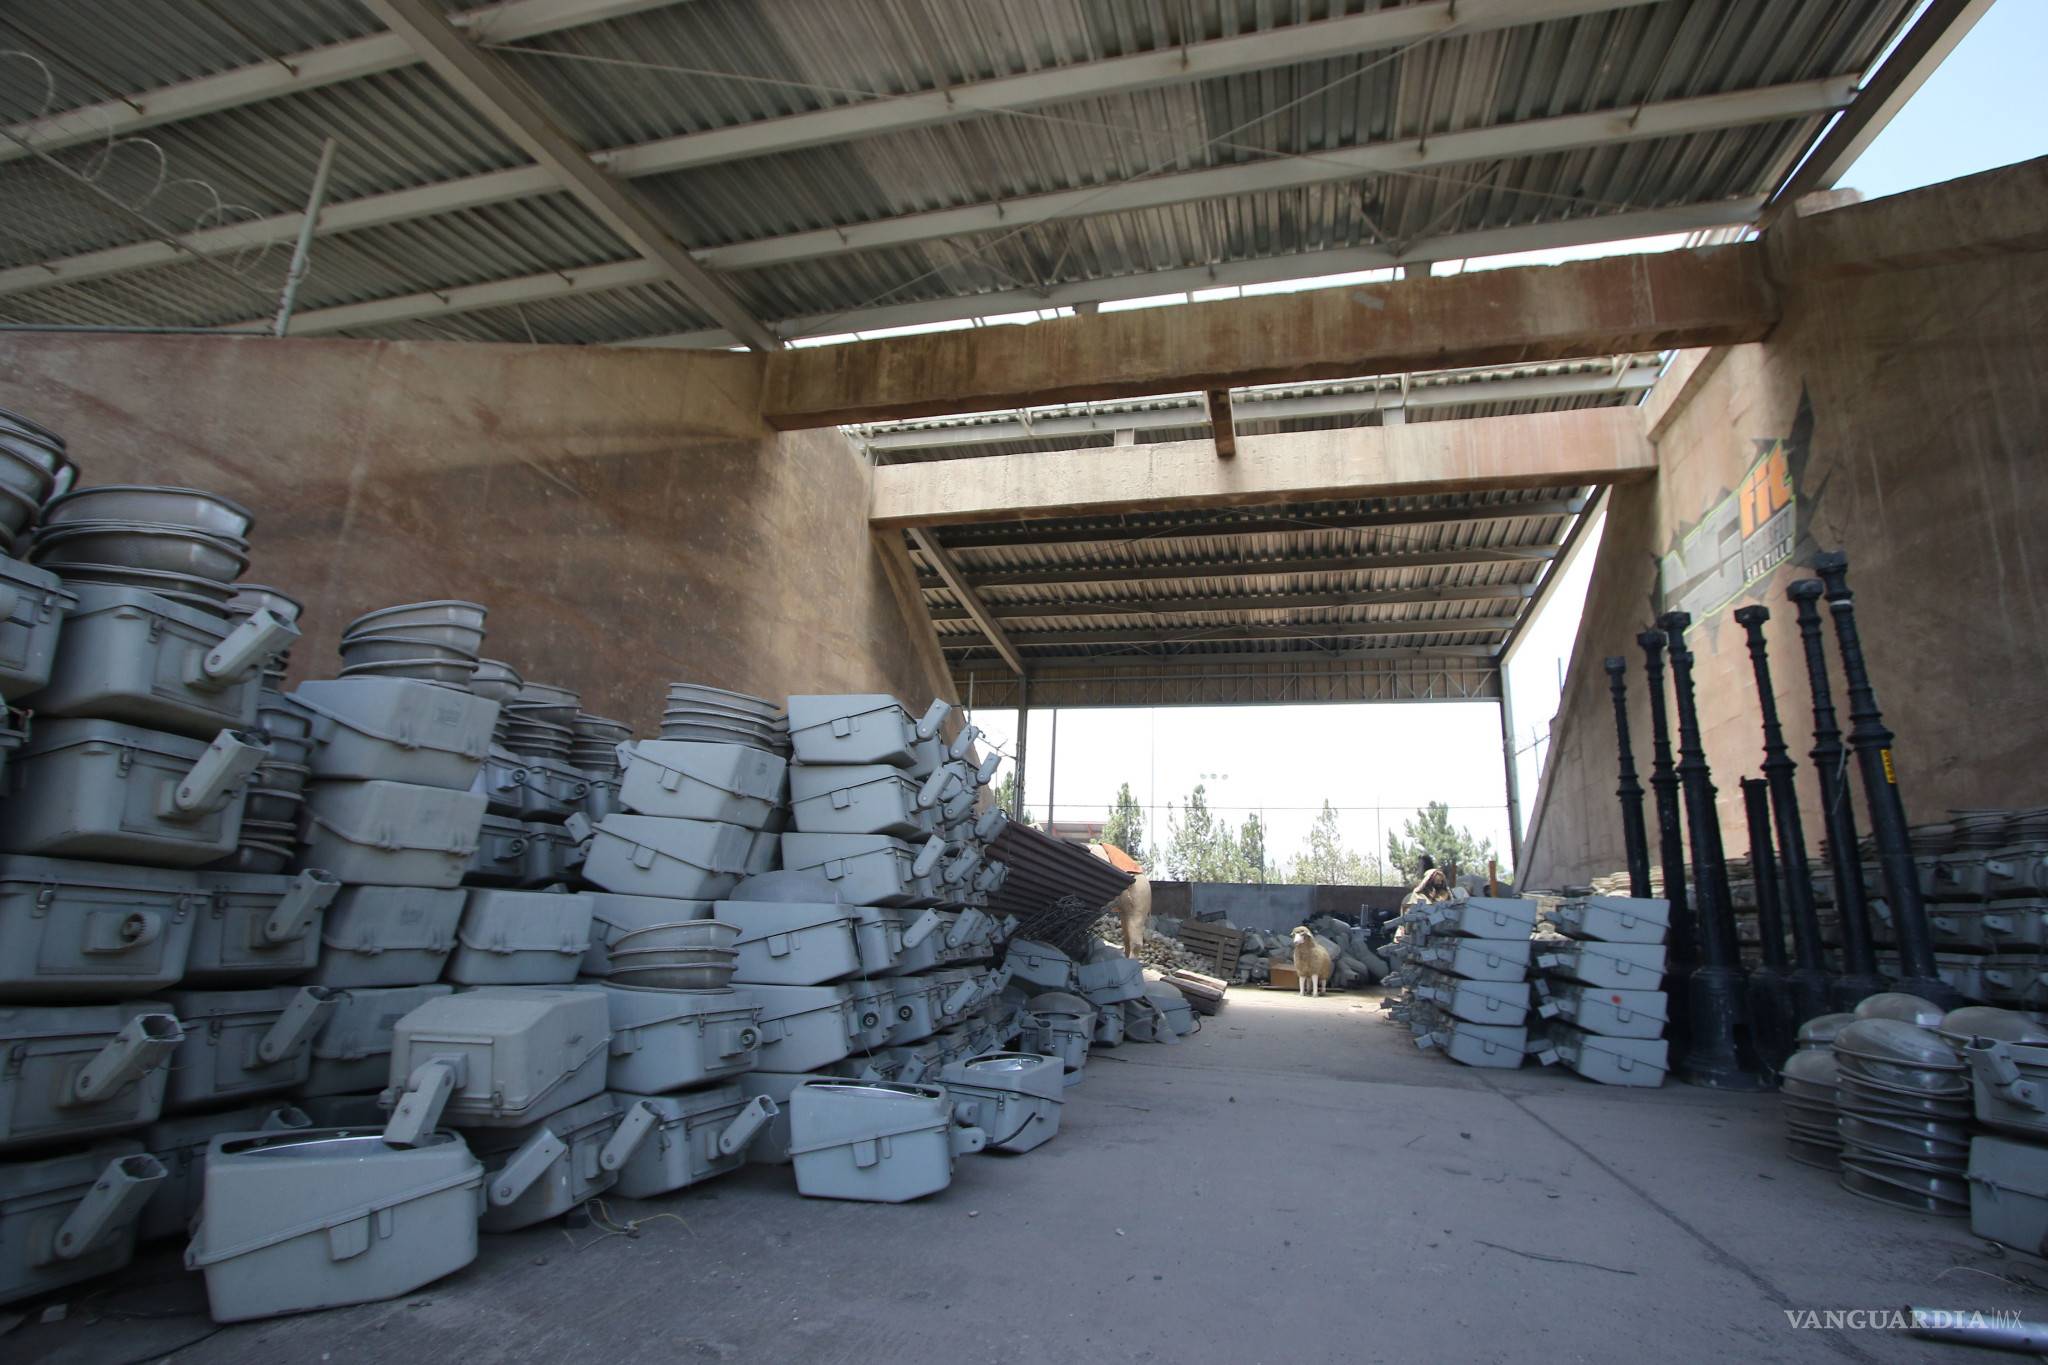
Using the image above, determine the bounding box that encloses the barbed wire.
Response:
[1,50,290,318]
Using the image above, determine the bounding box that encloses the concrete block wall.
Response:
[0,333,953,728]
[1521,159,2048,888]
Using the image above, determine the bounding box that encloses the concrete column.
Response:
[1046,709,1059,829]
[1499,677,1525,872]
[1011,676,1029,820]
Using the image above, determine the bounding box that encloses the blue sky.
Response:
[1836,0,2048,201]
[968,3,2047,883]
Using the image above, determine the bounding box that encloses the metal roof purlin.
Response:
[360,0,779,351]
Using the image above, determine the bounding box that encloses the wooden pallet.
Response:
[1175,920,1242,976]
[1162,968,1228,1014]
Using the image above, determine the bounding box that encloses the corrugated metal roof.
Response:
[0,0,1912,343]
[915,485,1589,670]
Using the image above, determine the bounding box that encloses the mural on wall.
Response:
[1655,387,1820,625]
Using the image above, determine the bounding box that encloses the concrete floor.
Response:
[13,989,2045,1364]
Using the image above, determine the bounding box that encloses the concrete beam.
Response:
[1766,154,2048,282]
[771,247,1774,428]
[1206,389,1237,460]
[872,408,1648,529]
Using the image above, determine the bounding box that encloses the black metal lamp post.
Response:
[1812,551,1959,1007]
[1605,657,1654,899]
[1741,776,1797,1077]
[1638,628,1694,1063]
[1732,605,1834,1024]
[1787,578,1887,1008]
[1661,610,1762,1089]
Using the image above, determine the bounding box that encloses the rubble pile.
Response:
[1091,913,1208,974]
[1231,916,1387,988]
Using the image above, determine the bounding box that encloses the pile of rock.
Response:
[1233,916,1387,988]
[1090,913,1208,974]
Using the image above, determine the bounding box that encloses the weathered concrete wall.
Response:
[0,333,953,730]
[1522,158,2048,889]
[1146,881,1410,928]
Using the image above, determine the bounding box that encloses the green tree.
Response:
[1101,782,1146,861]
[1238,812,1269,884]
[1162,784,1251,882]
[991,770,1036,827]
[1386,801,1500,882]
[1286,800,1383,885]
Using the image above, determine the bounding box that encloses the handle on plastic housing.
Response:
[942,787,976,822]
[948,724,981,762]
[599,1100,659,1171]
[1968,1040,2045,1109]
[69,1013,184,1105]
[943,979,980,1015]
[974,807,1007,843]
[902,909,943,948]
[948,907,990,946]
[263,869,340,944]
[491,1128,569,1206]
[950,1123,987,1157]
[975,751,1002,786]
[52,1154,166,1261]
[917,764,952,810]
[943,847,983,886]
[194,608,300,688]
[914,699,951,741]
[912,835,946,880]
[164,729,269,820]
[563,811,593,843]
[257,986,337,1065]
[382,1053,468,1147]
[972,863,1002,894]
[716,1094,777,1155]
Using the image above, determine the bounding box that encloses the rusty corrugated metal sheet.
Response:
[987,820,1133,918]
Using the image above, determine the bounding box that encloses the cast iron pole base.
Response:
[1744,966,1795,1084]
[1830,970,1891,1014]
[1680,965,1768,1090]
[1786,966,1832,1023]
[1889,972,1964,1011]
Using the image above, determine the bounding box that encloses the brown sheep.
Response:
[1290,925,1333,997]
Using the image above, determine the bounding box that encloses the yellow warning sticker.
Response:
[1881,749,1896,785]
